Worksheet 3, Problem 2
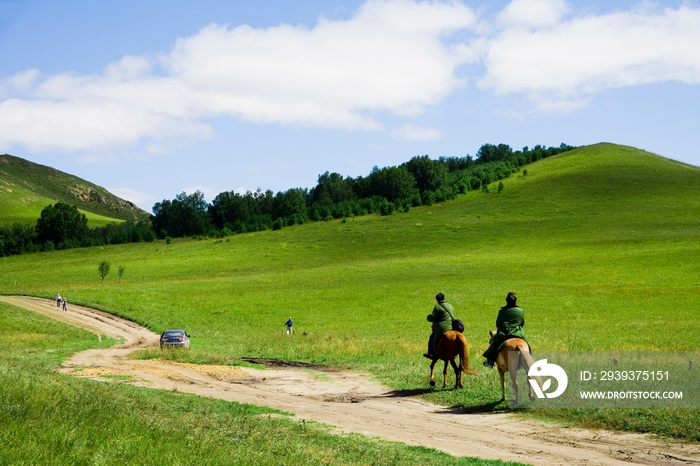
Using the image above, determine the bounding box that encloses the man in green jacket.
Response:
[482,292,528,369]
[423,292,456,359]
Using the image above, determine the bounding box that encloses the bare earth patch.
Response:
[2,295,699,466]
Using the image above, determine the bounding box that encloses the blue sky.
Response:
[1,0,699,211]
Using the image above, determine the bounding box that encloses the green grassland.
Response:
[0,153,149,225]
[0,178,127,227]
[1,143,699,441]
[0,301,519,466]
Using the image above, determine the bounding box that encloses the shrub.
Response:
[379,200,396,216]
[271,218,285,231]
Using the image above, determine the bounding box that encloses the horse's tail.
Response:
[457,333,478,376]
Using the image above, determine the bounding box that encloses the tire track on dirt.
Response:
[3,295,699,466]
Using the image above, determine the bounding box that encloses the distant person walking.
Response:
[62,298,67,312]
[56,294,62,307]
[285,317,294,335]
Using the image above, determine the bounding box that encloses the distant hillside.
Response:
[0,154,150,224]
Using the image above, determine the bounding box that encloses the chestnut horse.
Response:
[428,330,478,388]
[489,330,539,404]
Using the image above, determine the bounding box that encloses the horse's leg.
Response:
[442,360,448,388]
[498,367,506,402]
[429,359,437,387]
[510,366,519,404]
[449,358,461,389]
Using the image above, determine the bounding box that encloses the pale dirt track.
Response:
[3,295,699,466]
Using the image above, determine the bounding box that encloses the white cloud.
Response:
[391,123,444,141]
[0,55,213,152]
[481,4,700,109]
[0,0,477,155]
[163,0,476,126]
[0,69,40,97]
[108,187,156,210]
[497,0,570,29]
[182,186,220,202]
[5,0,696,151]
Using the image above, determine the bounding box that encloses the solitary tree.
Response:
[497,181,505,193]
[98,261,111,285]
[118,265,125,283]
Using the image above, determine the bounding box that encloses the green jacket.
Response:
[482,305,527,361]
[496,306,526,340]
[427,301,455,341]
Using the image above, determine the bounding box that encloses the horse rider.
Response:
[423,293,456,359]
[482,292,528,369]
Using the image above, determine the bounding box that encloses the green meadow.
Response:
[2,143,700,443]
[0,301,520,466]
[0,153,148,225]
[0,180,121,227]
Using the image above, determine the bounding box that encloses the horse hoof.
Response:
[429,380,435,387]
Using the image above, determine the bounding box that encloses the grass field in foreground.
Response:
[0,301,522,466]
[1,143,699,440]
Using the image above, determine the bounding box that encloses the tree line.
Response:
[0,203,155,256]
[0,143,574,257]
[153,143,574,238]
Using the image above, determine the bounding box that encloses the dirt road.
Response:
[3,295,699,466]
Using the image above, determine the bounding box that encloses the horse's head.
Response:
[488,330,496,345]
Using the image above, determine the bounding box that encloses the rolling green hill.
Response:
[0,153,150,225]
[1,142,699,440]
[3,142,699,354]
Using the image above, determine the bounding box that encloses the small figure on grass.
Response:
[62,298,67,312]
[56,294,62,307]
[285,317,294,335]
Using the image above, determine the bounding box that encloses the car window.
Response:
[163,330,185,337]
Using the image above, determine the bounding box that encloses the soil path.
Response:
[3,296,699,466]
